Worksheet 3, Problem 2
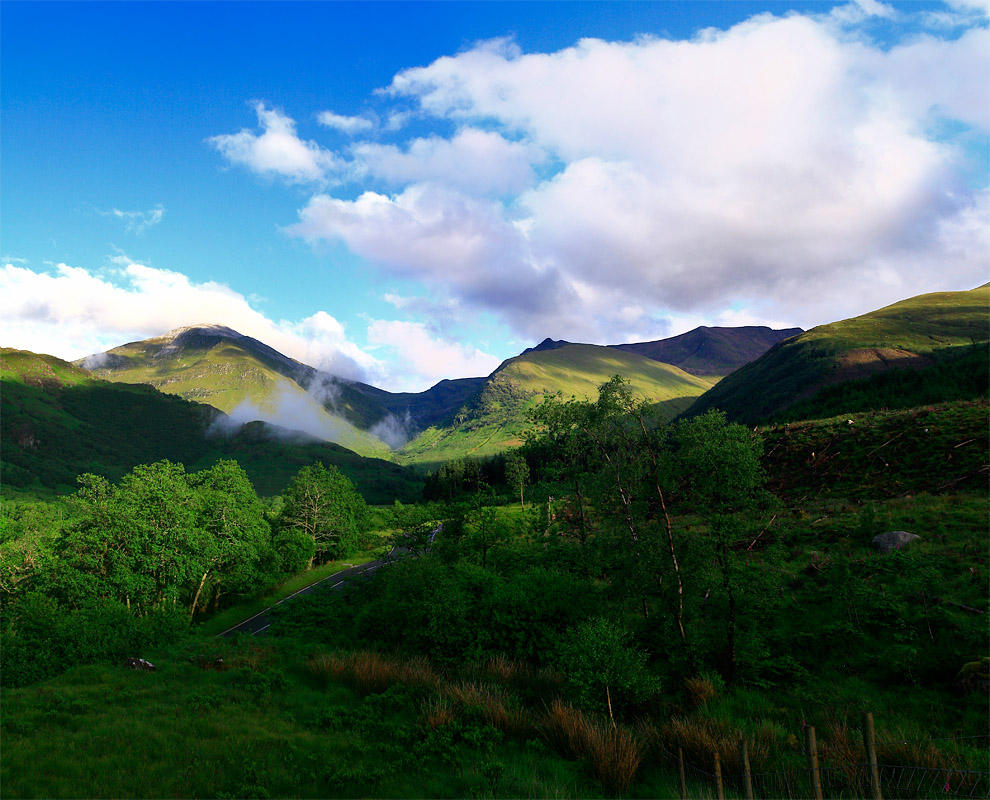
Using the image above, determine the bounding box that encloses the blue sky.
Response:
[3,0,987,390]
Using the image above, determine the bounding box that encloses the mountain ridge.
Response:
[2,347,422,502]
[72,322,812,463]
[611,325,803,375]
[686,285,989,423]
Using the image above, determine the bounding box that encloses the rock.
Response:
[125,657,156,671]
[956,657,990,694]
[871,530,921,553]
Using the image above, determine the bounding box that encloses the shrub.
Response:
[556,616,658,715]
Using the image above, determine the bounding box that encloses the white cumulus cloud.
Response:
[209,102,337,183]
[317,110,375,134]
[352,128,542,195]
[283,12,988,341]
[366,319,501,392]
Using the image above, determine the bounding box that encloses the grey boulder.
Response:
[871,531,921,553]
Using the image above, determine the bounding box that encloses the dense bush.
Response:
[1,592,185,687]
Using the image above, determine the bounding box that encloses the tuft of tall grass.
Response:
[684,671,723,708]
[542,699,643,794]
[444,681,535,738]
[306,650,439,694]
[421,696,457,729]
[475,655,566,703]
[656,716,773,775]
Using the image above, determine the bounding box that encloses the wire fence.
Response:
[649,719,989,799]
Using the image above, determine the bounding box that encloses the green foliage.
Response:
[54,462,204,610]
[274,556,600,666]
[557,617,658,714]
[505,451,530,509]
[0,457,315,685]
[0,499,64,595]
[1,593,185,687]
[279,462,367,565]
[673,409,764,512]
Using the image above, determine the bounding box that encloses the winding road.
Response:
[217,558,387,637]
[217,526,438,638]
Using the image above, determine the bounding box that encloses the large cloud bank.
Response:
[216,5,990,343]
[0,258,374,380]
[0,257,500,391]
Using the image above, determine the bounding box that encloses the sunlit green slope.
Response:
[687,284,990,423]
[1,348,422,503]
[79,326,390,458]
[398,343,716,465]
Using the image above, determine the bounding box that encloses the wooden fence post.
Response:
[742,738,755,800]
[678,747,687,800]
[714,751,725,800]
[806,725,824,800]
[864,712,883,800]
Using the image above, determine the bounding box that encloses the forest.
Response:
[1,378,987,798]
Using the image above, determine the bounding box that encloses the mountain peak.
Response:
[162,323,244,342]
[611,326,803,376]
[520,337,573,356]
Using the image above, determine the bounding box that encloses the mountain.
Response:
[1,348,422,503]
[686,285,990,424]
[77,325,391,458]
[519,337,575,356]
[611,325,802,376]
[396,343,716,465]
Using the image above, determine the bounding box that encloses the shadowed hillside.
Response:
[686,285,989,423]
[612,325,802,375]
[1,349,422,503]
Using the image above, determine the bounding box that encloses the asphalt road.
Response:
[216,557,387,638]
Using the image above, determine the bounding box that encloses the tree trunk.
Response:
[657,485,688,646]
[717,544,737,682]
[189,571,209,622]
